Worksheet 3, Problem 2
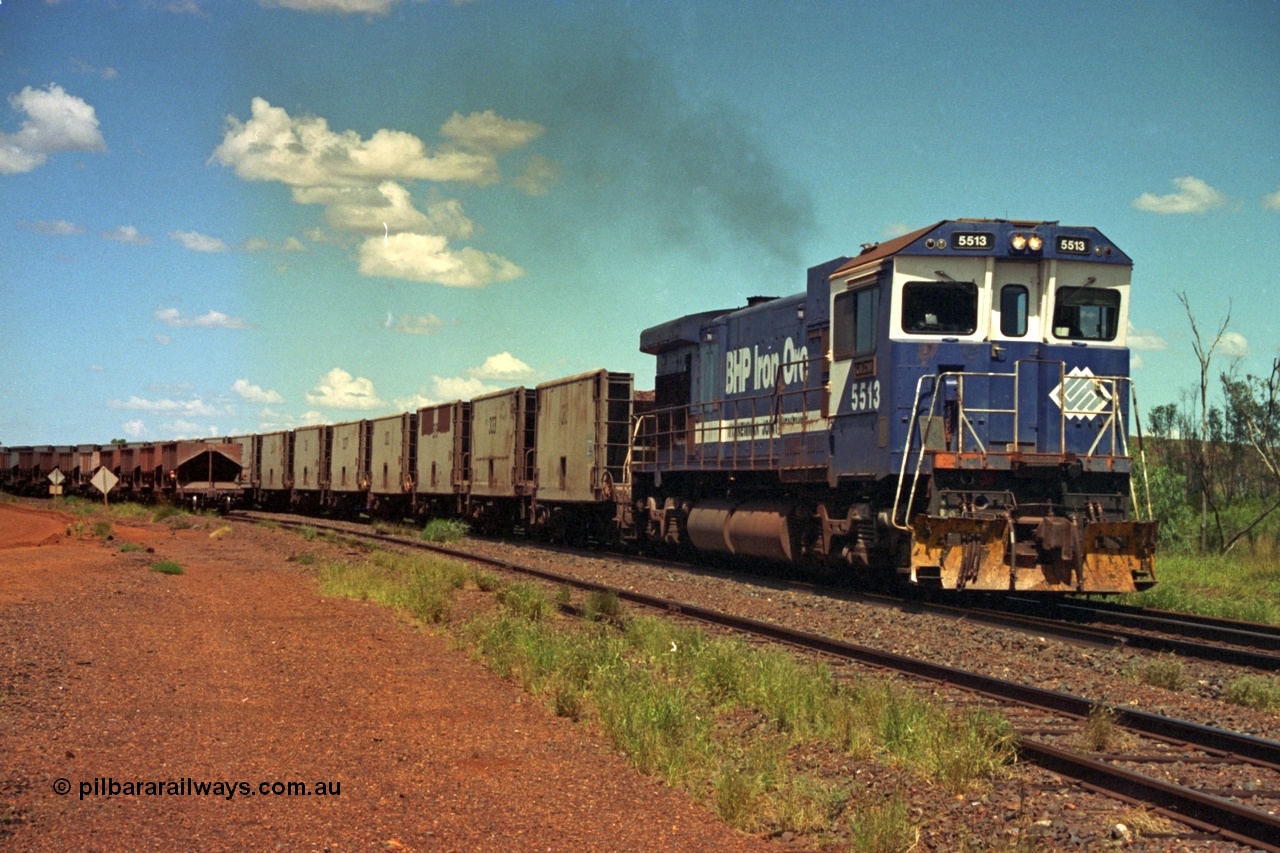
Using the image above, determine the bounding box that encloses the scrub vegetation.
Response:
[314,547,1018,846]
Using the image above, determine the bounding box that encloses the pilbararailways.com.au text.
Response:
[58,777,341,801]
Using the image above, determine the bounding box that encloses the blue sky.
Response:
[2,0,1278,445]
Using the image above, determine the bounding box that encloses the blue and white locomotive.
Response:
[631,219,1157,593]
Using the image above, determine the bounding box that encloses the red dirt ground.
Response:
[0,502,770,851]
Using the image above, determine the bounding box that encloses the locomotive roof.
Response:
[829,218,1128,279]
[640,307,735,355]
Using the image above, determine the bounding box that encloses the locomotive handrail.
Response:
[1130,384,1154,521]
[891,372,938,531]
[891,362,1138,531]
[630,383,828,474]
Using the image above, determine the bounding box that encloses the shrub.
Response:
[150,560,183,575]
[1138,655,1186,692]
[847,792,916,853]
[316,551,468,627]
[421,518,469,543]
[151,504,184,522]
[471,570,502,591]
[496,581,553,621]
[1077,704,1117,753]
[1224,675,1280,712]
[582,589,622,622]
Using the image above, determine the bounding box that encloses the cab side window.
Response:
[901,281,977,335]
[833,286,879,359]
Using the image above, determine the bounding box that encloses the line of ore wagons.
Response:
[3,370,645,535]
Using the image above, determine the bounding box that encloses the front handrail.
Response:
[891,362,1137,530]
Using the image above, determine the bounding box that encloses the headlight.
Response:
[1010,233,1027,251]
[1027,234,1043,252]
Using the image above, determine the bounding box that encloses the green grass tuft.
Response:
[1224,675,1280,712]
[150,560,183,575]
[316,550,469,626]
[420,518,469,543]
[496,581,553,621]
[581,589,622,622]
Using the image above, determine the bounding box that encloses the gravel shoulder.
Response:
[0,503,769,852]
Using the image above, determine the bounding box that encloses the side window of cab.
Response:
[833,286,879,359]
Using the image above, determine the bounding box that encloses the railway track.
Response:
[892,593,1280,672]
[232,511,1280,851]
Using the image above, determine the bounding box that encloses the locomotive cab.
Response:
[828,220,1155,592]
[633,218,1155,595]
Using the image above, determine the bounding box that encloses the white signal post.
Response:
[48,468,65,497]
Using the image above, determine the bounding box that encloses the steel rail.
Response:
[901,596,1280,671]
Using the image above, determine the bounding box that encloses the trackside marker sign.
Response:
[90,466,119,505]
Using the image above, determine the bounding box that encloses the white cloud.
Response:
[431,375,498,401]
[159,1,206,14]
[469,351,534,380]
[107,396,225,418]
[391,313,447,335]
[0,83,106,174]
[298,181,475,237]
[305,367,384,410]
[244,235,308,252]
[261,0,398,14]
[1219,331,1249,358]
[1132,177,1227,214]
[71,58,118,80]
[1264,188,1280,211]
[394,391,437,411]
[210,98,539,287]
[417,353,536,403]
[1131,353,1145,370]
[121,419,148,439]
[358,232,523,287]
[163,419,217,439]
[154,307,251,329]
[27,219,83,235]
[211,98,499,189]
[103,225,150,245]
[232,379,284,404]
[439,109,545,154]
[170,230,230,253]
[1126,324,1169,351]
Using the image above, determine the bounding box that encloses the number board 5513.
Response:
[952,232,994,250]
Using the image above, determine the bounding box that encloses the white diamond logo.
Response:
[1049,366,1112,421]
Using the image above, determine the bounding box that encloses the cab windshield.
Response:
[1053,287,1120,341]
